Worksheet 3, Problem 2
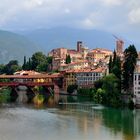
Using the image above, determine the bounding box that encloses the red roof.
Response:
[0,73,63,79]
[65,67,106,73]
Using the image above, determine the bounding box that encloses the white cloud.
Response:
[128,9,140,24]
[100,0,123,6]
[23,0,44,10]
[79,12,104,29]
[0,0,139,34]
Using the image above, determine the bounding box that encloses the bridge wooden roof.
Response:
[0,73,63,79]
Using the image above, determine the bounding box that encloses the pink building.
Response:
[49,41,89,71]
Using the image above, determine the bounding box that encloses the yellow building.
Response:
[87,48,112,62]
[63,70,77,91]
[59,60,89,71]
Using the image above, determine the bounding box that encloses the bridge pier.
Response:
[16,86,28,103]
[26,86,36,103]
[10,86,19,102]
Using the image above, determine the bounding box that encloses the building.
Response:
[14,70,40,75]
[49,41,89,71]
[133,58,140,107]
[59,60,89,71]
[67,49,82,62]
[75,67,107,88]
[63,67,107,90]
[14,70,41,82]
[87,48,113,67]
[115,39,124,61]
[116,39,124,55]
[63,70,77,91]
[48,48,68,70]
[48,48,67,59]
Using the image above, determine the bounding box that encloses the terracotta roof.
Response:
[0,73,63,79]
[92,48,112,52]
[90,50,105,54]
[14,70,40,75]
[66,67,106,73]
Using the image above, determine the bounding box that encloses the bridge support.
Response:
[26,86,36,103]
[10,86,18,102]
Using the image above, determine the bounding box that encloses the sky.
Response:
[0,0,140,48]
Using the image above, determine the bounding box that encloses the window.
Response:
[139,75,140,80]
[135,75,137,81]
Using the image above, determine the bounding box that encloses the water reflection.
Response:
[61,104,140,140]
[0,105,139,140]
[4,89,140,140]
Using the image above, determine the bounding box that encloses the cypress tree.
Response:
[22,56,26,70]
[112,50,117,68]
[109,55,113,73]
[122,45,138,92]
[66,54,71,64]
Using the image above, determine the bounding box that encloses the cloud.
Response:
[0,0,139,34]
[128,9,140,24]
[23,0,44,10]
[100,0,123,6]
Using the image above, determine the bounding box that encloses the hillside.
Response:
[0,30,41,64]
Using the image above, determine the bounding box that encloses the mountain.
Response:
[23,27,119,53]
[0,30,41,64]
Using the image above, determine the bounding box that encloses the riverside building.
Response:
[134,58,140,107]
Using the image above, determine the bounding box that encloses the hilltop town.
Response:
[0,38,140,108]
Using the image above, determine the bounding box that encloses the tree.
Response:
[112,57,121,79]
[109,56,113,73]
[4,60,21,74]
[93,88,104,104]
[112,50,117,67]
[101,74,122,107]
[94,79,103,90]
[67,85,78,94]
[22,56,27,70]
[66,54,71,64]
[122,45,138,92]
[0,64,5,74]
[31,52,47,71]
[46,56,53,72]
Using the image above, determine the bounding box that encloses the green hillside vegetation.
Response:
[0,30,41,64]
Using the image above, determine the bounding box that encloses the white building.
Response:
[75,67,107,88]
[133,58,140,106]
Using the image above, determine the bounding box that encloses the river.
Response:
[0,103,139,140]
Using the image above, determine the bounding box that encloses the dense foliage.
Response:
[67,85,78,94]
[0,60,21,75]
[0,88,11,103]
[22,52,53,72]
[122,45,138,92]
[65,54,71,64]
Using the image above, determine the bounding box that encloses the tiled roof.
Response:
[66,67,106,73]
[14,70,40,75]
[0,73,63,79]
[92,48,112,52]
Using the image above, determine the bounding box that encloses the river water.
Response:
[0,104,139,140]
